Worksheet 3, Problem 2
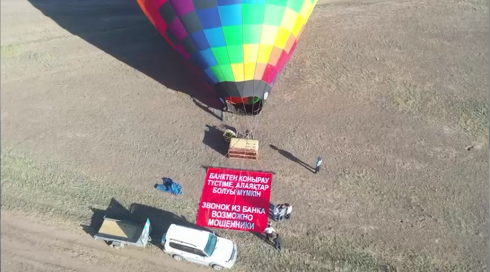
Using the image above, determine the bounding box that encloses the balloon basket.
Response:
[228,138,259,160]
[223,100,263,116]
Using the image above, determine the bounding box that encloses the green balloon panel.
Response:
[137,0,317,99]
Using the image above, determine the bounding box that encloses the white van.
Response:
[161,224,237,270]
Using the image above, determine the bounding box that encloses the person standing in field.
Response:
[272,204,279,221]
[274,233,282,252]
[315,156,322,174]
[264,224,275,240]
[277,204,286,221]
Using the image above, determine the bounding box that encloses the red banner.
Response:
[196,168,273,232]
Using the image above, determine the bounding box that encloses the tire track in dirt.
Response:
[1,213,211,272]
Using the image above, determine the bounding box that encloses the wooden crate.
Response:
[228,138,259,160]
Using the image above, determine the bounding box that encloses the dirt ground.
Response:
[1,212,213,272]
[1,0,488,271]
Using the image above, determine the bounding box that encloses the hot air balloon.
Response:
[137,0,317,116]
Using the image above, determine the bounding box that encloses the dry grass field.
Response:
[1,0,489,271]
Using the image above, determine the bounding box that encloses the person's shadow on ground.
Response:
[269,145,315,173]
[251,231,275,247]
[27,0,222,117]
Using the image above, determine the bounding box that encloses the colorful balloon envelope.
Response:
[137,0,318,111]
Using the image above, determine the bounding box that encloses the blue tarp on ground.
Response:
[155,178,183,195]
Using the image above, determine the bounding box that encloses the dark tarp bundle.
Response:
[155,177,183,195]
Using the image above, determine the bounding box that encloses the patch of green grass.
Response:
[442,205,480,235]
[229,232,388,272]
[1,148,390,271]
[3,148,483,272]
[285,235,383,272]
[393,83,425,113]
[1,149,390,271]
[0,148,197,222]
[336,168,371,188]
[333,168,487,272]
[458,100,489,143]
[389,83,489,145]
[1,45,20,59]
[1,44,55,64]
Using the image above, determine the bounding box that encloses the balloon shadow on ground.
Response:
[81,198,214,250]
[28,0,222,116]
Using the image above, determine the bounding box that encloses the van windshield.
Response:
[204,233,217,256]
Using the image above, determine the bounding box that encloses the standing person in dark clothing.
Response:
[273,233,282,252]
[315,156,323,174]
[219,97,228,121]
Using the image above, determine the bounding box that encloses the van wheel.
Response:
[172,255,184,261]
[111,244,122,250]
[212,264,224,271]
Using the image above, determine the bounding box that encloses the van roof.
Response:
[166,224,211,250]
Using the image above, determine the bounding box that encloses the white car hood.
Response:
[210,238,234,261]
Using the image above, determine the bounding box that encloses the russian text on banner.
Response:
[196,168,273,232]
